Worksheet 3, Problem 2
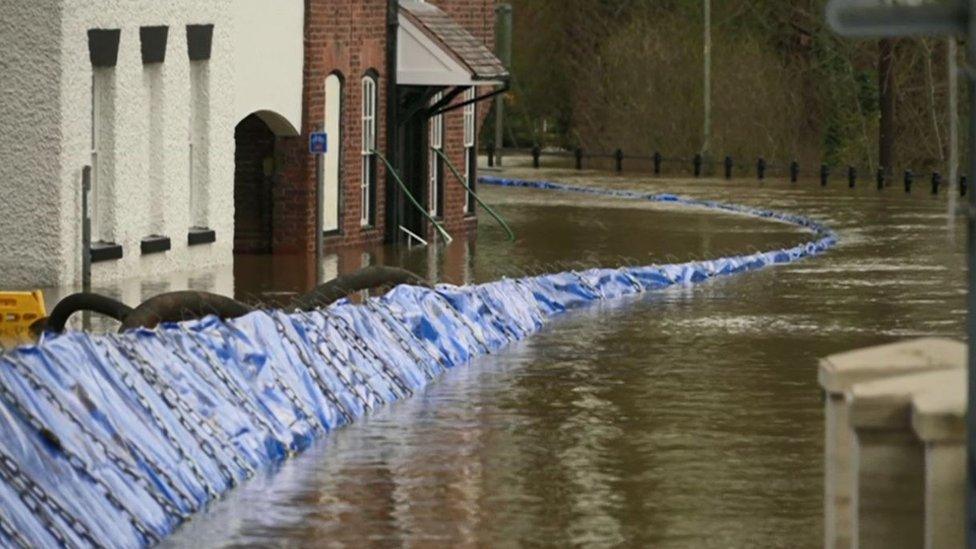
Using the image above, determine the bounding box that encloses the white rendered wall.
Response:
[0,0,65,288]
[233,0,304,135]
[0,0,304,290]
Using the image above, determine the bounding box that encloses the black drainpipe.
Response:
[384,0,400,245]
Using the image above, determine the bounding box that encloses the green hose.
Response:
[432,147,516,242]
[371,149,453,244]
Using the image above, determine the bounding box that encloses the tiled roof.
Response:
[399,1,509,82]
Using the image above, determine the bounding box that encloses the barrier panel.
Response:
[0,177,837,547]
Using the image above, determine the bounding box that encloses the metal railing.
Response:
[371,149,453,245]
[398,225,429,248]
[483,144,967,196]
[432,147,516,241]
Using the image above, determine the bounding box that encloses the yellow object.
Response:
[0,291,46,346]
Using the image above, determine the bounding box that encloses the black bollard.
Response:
[487,142,495,167]
[962,175,968,197]
[653,151,662,175]
[532,145,541,169]
[757,157,766,181]
[931,172,941,195]
[614,149,624,172]
[820,164,829,187]
[693,154,703,177]
[904,169,914,193]
[848,166,856,188]
[789,161,799,183]
[725,156,734,180]
[876,167,885,190]
[575,147,583,170]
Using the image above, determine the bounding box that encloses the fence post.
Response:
[487,142,495,167]
[757,157,766,181]
[653,151,662,175]
[820,164,829,187]
[614,149,624,172]
[694,154,703,177]
[931,172,941,195]
[876,167,885,190]
[962,175,968,197]
[848,166,857,188]
[904,169,914,193]
[532,145,541,169]
[790,160,799,183]
[725,156,734,180]
[575,147,583,170]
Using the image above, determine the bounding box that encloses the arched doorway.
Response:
[234,114,276,254]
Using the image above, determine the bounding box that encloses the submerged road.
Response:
[169,167,964,547]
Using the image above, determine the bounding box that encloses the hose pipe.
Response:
[120,291,254,332]
[292,266,431,311]
[41,293,135,334]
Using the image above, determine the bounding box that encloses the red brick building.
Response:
[234,0,506,260]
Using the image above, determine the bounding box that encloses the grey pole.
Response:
[967,5,976,545]
[81,165,92,331]
[702,0,711,162]
[81,166,92,293]
[494,4,512,167]
[316,125,325,285]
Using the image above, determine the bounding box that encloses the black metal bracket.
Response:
[428,83,510,117]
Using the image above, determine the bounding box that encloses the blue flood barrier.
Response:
[0,176,837,547]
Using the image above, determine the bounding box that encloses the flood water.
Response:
[159,165,965,548]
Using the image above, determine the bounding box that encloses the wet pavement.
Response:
[161,166,963,547]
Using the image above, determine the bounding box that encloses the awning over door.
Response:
[397,0,509,87]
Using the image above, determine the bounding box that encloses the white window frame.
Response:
[361,75,377,227]
[429,91,444,217]
[463,87,476,213]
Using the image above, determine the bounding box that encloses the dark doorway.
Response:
[234,114,275,253]
[392,86,434,244]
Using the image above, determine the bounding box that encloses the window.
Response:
[463,87,477,214]
[429,91,444,218]
[361,75,377,227]
[323,73,343,233]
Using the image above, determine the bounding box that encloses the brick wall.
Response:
[425,0,496,240]
[275,0,389,256]
[274,0,497,254]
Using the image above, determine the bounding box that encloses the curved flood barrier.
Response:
[0,177,836,548]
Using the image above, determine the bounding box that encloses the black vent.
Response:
[88,29,122,68]
[186,24,214,61]
[140,26,169,64]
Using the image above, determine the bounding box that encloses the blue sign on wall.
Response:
[309,132,328,154]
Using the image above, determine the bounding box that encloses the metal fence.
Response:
[484,144,968,197]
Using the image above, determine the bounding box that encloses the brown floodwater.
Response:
[154,165,963,547]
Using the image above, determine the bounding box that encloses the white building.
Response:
[0,0,304,289]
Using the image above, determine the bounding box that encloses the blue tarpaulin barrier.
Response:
[0,177,836,547]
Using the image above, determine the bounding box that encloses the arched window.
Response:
[361,74,378,227]
[322,73,343,233]
[463,87,477,214]
[429,91,444,218]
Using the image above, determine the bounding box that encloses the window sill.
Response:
[140,235,171,256]
[188,227,216,246]
[91,241,123,263]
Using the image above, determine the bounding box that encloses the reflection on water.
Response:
[160,168,962,547]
